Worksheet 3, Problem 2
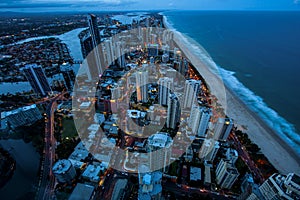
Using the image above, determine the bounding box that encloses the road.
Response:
[228,132,264,183]
[162,181,236,200]
[35,94,64,200]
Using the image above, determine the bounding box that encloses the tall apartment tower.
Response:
[87,14,101,49]
[214,118,233,141]
[115,41,126,68]
[198,138,215,159]
[136,70,148,103]
[21,64,52,96]
[158,77,173,106]
[183,79,201,109]
[85,14,104,80]
[103,39,114,66]
[188,105,211,136]
[247,173,300,200]
[148,132,173,173]
[205,141,220,162]
[60,63,76,90]
[167,93,181,129]
[215,159,239,189]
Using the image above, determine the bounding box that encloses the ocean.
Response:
[164,11,300,153]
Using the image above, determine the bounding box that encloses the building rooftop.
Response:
[127,110,146,119]
[68,183,94,200]
[52,159,73,174]
[79,102,91,109]
[148,132,172,148]
[190,167,201,181]
[68,142,89,162]
[82,164,102,182]
[1,104,38,119]
[204,165,211,184]
[88,124,100,132]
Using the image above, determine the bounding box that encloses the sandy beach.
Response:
[167,22,300,174]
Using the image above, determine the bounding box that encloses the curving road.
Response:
[35,94,64,200]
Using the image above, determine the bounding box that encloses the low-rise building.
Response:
[0,104,42,129]
[52,159,76,183]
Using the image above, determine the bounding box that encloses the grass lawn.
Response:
[61,118,78,138]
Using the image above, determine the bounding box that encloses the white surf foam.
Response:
[163,13,300,154]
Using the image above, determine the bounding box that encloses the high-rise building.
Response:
[180,57,189,76]
[252,173,300,200]
[188,105,211,136]
[60,63,76,90]
[198,138,215,159]
[158,77,173,106]
[103,39,114,66]
[148,44,159,57]
[238,173,259,200]
[148,132,173,172]
[173,47,181,62]
[162,54,169,63]
[85,14,105,80]
[166,93,181,129]
[115,41,125,68]
[80,33,93,59]
[52,159,76,183]
[183,79,201,109]
[213,118,233,141]
[87,14,101,49]
[136,70,148,103]
[215,159,239,189]
[21,64,52,96]
[284,173,300,197]
[138,165,162,200]
[205,141,220,162]
[225,148,238,165]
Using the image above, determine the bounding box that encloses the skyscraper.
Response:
[183,79,201,109]
[213,118,233,141]
[148,132,173,173]
[188,105,211,136]
[21,64,51,96]
[136,70,148,103]
[205,141,220,162]
[249,173,300,200]
[60,63,76,90]
[198,138,214,159]
[158,77,173,106]
[173,47,181,62]
[215,159,239,189]
[180,57,189,76]
[87,14,101,49]
[84,14,105,80]
[167,93,181,129]
[103,39,114,66]
[225,148,238,165]
[80,33,93,59]
[115,41,125,68]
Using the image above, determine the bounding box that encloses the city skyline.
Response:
[1,0,300,12]
[0,7,300,200]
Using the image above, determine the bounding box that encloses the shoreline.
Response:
[163,15,300,174]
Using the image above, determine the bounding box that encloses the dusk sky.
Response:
[1,0,300,12]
